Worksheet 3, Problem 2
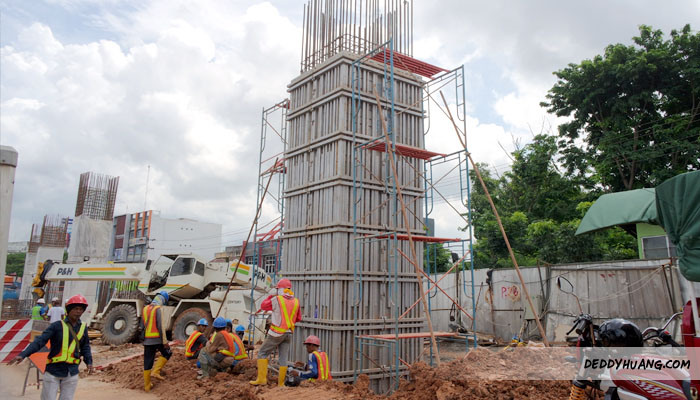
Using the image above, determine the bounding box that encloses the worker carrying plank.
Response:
[140,291,172,392]
[10,294,93,400]
[249,278,301,387]
[184,318,209,360]
[288,335,332,384]
[197,317,247,378]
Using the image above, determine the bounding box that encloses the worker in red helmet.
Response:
[9,294,93,400]
[249,278,301,387]
[289,335,332,383]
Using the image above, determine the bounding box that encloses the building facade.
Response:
[109,210,222,262]
[216,240,281,275]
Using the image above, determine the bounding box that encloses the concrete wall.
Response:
[426,258,684,342]
[67,216,112,263]
[148,215,222,261]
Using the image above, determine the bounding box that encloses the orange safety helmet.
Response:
[303,335,321,346]
[276,279,292,289]
[66,294,88,308]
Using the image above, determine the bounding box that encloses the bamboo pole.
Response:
[374,90,441,363]
[439,92,550,346]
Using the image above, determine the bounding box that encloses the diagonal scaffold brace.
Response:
[438,92,550,346]
[373,89,442,364]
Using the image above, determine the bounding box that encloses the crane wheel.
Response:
[102,304,139,345]
[172,308,211,341]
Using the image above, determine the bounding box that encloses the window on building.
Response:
[245,256,256,265]
[194,261,205,276]
[642,235,677,259]
[263,255,277,274]
[170,257,194,276]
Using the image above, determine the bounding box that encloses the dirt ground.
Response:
[1,343,578,400]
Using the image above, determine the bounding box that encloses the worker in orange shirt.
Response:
[249,278,301,387]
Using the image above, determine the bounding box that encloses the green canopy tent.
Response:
[655,171,700,281]
[576,171,700,281]
[575,188,658,235]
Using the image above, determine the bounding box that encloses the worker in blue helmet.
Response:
[235,325,255,353]
[185,318,209,361]
[225,319,233,333]
[197,317,245,379]
[140,291,172,391]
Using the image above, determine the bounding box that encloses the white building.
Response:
[109,210,222,262]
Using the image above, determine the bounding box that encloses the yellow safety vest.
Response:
[309,351,331,381]
[269,296,299,334]
[184,331,203,357]
[142,304,161,339]
[47,321,86,364]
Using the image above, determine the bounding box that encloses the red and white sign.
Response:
[0,319,32,363]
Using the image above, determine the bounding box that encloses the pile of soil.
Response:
[94,346,576,399]
[91,343,142,367]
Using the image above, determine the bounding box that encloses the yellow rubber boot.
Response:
[278,366,288,387]
[143,370,153,392]
[249,358,268,386]
[151,356,167,380]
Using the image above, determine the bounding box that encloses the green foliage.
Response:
[469,135,637,269]
[542,24,700,191]
[6,253,25,275]
[424,243,457,274]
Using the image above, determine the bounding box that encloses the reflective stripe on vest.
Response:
[230,333,247,360]
[309,351,331,381]
[184,331,203,357]
[270,296,299,334]
[143,305,161,338]
[47,321,86,364]
[217,331,235,357]
[31,305,43,320]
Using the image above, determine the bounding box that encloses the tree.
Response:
[542,25,700,192]
[6,253,25,276]
[424,243,456,274]
[469,135,637,269]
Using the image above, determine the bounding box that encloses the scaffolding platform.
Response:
[368,234,464,243]
[358,331,458,340]
[370,49,448,78]
[362,141,446,160]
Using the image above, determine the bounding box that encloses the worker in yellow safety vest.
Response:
[197,317,248,378]
[289,335,332,383]
[10,294,93,400]
[140,291,172,392]
[185,318,209,360]
[249,278,301,387]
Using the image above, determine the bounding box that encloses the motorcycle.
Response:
[557,276,697,400]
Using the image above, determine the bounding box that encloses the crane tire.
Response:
[172,308,211,341]
[102,304,139,345]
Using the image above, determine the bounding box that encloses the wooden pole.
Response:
[374,90,441,363]
[208,162,277,336]
[438,92,550,346]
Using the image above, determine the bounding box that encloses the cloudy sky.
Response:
[1,0,698,251]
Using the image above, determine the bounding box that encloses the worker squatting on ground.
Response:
[141,291,172,392]
[10,294,93,400]
[184,318,209,361]
[197,317,247,378]
[31,298,47,320]
[249,278,301,387]
[289,335,332,384]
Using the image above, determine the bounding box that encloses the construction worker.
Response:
[10,294,93,400]
[235,325,255,352]
[141,291,172,392]
[249,278,301,387]
[185,318,208,360]
[225,318,233,333]
[198,317,247,378]
[46,297,66,323]
[290,335,332,382]
[31,298,47,320]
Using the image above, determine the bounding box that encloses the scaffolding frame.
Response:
[350,39,477,391]
[247,99,290,346]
